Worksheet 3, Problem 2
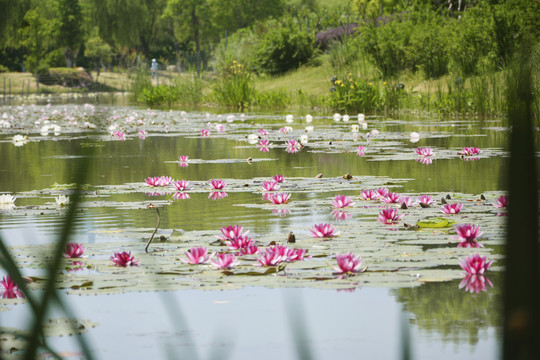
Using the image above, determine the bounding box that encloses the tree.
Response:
[85,28,112,81]
[56,0,84,67]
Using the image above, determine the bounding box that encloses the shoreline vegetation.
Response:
[0,0,538,117]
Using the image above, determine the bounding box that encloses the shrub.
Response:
[255,18,315,75]
[212,61,255,109]
[328,74,383,113]
[44,67,93,88]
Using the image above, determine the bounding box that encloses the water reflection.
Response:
[330,209,352,221]
[459,274,494,294]
[208,191,228,200]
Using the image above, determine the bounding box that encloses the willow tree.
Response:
[56,0,84,67]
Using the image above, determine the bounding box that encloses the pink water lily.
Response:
[138,130,147,139]
[145,176,173,187]
[331,195,355,208]
[258,139,271,152]
[258,128,268,136]
[459,274,493,294]
[173,180,190,191]
[455,224,484,248]
[417,157,433,165]
[256,249,287,266]
[331,209,353,221]
[178,155,189,167]
[417,195,434,206]
[459,254,493,276]
[63,243,86,258]
[173,192,190,200]
[458,147,481,156]
[209,191,228,200]
[1,275,24,299]
[378,208,404,224]
[356,146,365,156]
[211,253,239,269]
[201,129,210,137]
[399,196,414,207]
[309,223,340,238]
[415,147,434,156]
[111,251,139,267]
[273,175,284,183]
[209,179,226,190]
[360,189,379,200]
[330,252,365,275]
[262,181,280,191]
[286,140,301,153]
[268,192,291,204]
[441,203,463,214]
[181,247,214,264]
[381,192,402,204]
[217,225,250,241]
[226,235,255,250]
[494,195,508,209]
[112,130,126,141]
[238,244,260,255]
[376,188,389,198]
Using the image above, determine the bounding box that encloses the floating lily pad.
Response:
[417,217,457,228]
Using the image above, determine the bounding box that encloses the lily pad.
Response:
[416,217,457,228]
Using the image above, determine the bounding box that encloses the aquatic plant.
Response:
[356,146,365,156]
[173,192,190,200]
[0,194,16,210]
[459,274,493,294]
[330,252,365,275]
[309,223,340,238]
[112,131,126,141]
[1,275,24,299]
[455,224,484,248]
[110,251,139,267]
[238,245,259,256]
[417,195,434,206]
[201,129,210,137]
[494,195,508,209]
[381,192,402,204]
[410,132,420,143]
[273,175,284,183]
[12,134,28,146]
[63,243,86,258]
[216,225,249,241]
[55,195,70,207]
[360,190,379,200]
[209,179,227,190]
[417,157,433,165]
[262,181,280,191]
[376,188,389,198]
[415,147,434,156]
[178,155,189,167]
[331,195,355,208]
[181,247,214,265]
[459,254,493,276]
[211,253,239,269]
[138,130,147,139]
[256,249,287,266]
[173,180,190,191]
[209,191,228,200]
[458,147,481,156]
[378,208,404,224]
[306,114,313,123]
[331,209,353,221]
[286,140,301,153]
[258,140,271,152]
[268,192,291,204]
[285,114,294,123]
[226,235,255,250]
[441,203,463,214]
[399,196,414,208]
[145,176,173,187]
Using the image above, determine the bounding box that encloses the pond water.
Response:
[0,101,517,358]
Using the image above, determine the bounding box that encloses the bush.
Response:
[45,67,93,87]
[212,61,255,109]
[0,64,8,73]
[255,18,315,75]
[328,74,383,113]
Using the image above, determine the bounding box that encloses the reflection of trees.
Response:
[392,273,501,346]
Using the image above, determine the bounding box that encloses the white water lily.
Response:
[247,133,259,144]
[55,195,70,207]
[333,113,341,122]
[305,126,314,132]
[358,113,365,123]
[52,125,61,136]
[0,194,16,210]
[0,119,11,128]
[300,134,309,145]
[305,114,313,123]
[12,135,28,146]
[285,114,294,123]
[410,132,420,143]
[351,125,359,132]
[40,125,50,136]
[361,122,368,130]
[343,115,350,122]
[226,115,235,123]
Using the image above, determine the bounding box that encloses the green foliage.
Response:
[253,89,291,108]
[328,74,383,113]
[255,18,315,75]
[212,28,258,74]
[0,64,8,73]
[46,67,93,87]
[18,5,56,74]
[129,67,152,102]
[212,61,255,109]
[56,0,84,67]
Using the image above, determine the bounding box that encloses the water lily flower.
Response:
[417,157,433,165]
[259,139,272,152]
[268,192,291,204]
[371,129,379,136]
[279,126,293,134]
[309,223,340,238]
[381,192,402,204]
[211,253,239,269]
[360,189,379,200]
[247,133,259,144]
[201,129,210,137]
[273,175,284,183]
[305,126,314,132]
[258,128,268,136]
[209,179,226,190]
[181,247,214,264]
[306,114,313,123]
[285,114,294,123]
[64,243,86,258]
[399,196,414,208]
[173,180,190,191]
[226,115,235,122]
[299,134,309,145]
[209,191,228,200]
[376,188,389,198]
[111,251,139,267]
[494,195,508,209]
[55,195,70,207]
[262,181,280,191]
[0,194,16,210]
[238,244,259,255]
[455,224,484,248]
[112,130,126,141]
[351,124,360,132]
[459,254,493,276]
[343,114,350,122]
[173,192,190,200]
[138,130,147,139]
[216,124,225,133]
[458,147,481,156]
[441,203,463,214]
[331,209,353,221]
[333,113,341,122]
[356,145,365,156]
[178,155,189,167]
[378,208,404,224]
[415,147,434,156]
[459,274,493,294]
[410,132,420,143]
[272,208,291,217]
[286,140,301,153]
[256,249,287,266]
[417,195,434,206]
[331,195,355,208]
[330,252,365,275]
[226,235,255,250]
[12,134,28,146]
[358,113,365,123]
[361,122,368,130]
[1,276,24,299]
[217,225,250,241]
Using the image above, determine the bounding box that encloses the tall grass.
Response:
[137,70,204,106]
[211,61,255,109]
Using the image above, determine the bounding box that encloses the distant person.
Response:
[151,59,158,81]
